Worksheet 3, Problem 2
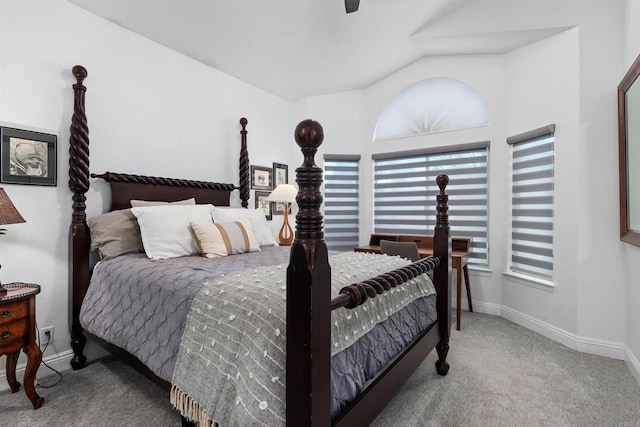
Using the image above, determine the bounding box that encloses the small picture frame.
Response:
[1,127,57,186]
[255,191,273,220]
[272,201,287,216]
[251,165,273,190]
[273,162,288,186]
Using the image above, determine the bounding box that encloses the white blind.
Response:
[373,143,489,267]
[323,155,360,251]
[508,125,555,280]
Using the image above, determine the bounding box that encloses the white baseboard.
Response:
[0,350,73,392]
[626,346,640,384]
[500,306,626,360]
[452,298,501,316]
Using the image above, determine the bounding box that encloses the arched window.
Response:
[374,78,489,141]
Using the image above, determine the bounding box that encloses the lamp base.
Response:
[278,207,294,246]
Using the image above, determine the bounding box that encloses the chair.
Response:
[379,240,420,262]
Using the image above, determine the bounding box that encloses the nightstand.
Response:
[0,283,44,409]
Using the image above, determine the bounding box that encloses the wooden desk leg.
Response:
[6,349,21,393]
[23,343,44,409]
[463,264,473,313]
[456,265,462,331]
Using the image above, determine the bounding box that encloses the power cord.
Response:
[34,323,63,388]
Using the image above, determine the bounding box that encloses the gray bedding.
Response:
[80,246,438,419]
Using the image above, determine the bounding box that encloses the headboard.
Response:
[91,172,237,211]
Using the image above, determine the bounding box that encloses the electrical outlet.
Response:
[41,326,54,343]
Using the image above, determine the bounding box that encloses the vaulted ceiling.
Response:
[67,0,574,101]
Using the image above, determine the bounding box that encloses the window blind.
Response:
[373,142,489,267]
[508,125,555,280]
[323,155,360,251]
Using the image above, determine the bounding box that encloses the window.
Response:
[508,125,555,281]
[374,78,489,141]
[373,142,489,267]
[323,155,360,251]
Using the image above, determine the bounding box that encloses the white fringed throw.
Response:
[171,251,435,426]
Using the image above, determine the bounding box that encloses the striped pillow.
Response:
[190,219,261,258]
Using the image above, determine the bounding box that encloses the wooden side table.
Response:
[0,283,44,409]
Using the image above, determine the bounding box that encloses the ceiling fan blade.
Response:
[345,0,360,13]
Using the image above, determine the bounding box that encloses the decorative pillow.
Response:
[190,219,261,258]
[130,198,196,207]
[131,204,214,260]
[88,209,143,260]
[212,207,277,246]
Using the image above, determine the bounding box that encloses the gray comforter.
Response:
[80,247,438,423]
[80,246,292,381]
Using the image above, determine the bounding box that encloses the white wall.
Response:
[502,28,580,338]
[624,0,640,382]
[0,0,294,377]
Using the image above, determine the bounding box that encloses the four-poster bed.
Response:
[68,65,451,426]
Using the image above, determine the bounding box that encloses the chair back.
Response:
[379,240,420,262]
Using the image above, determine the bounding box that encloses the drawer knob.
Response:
[1,331,9,339]
[1,311,9,318]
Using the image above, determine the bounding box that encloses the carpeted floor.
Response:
[2,312,639,426]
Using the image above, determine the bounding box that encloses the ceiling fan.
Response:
[345,0,360,13]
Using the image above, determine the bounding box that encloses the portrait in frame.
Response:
[1,127,57,186]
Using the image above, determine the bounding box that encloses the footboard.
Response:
[286,120,451,426]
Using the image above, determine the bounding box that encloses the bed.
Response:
[68,65,452,426]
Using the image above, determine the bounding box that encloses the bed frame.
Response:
[68,65,451,426]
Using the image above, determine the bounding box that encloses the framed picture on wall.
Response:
[272,201,287,216]
[255,190,273,220]
[273,162,288,186]
[251,165,273,190]
[0,127,57,186]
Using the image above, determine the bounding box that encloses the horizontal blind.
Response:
[509,126,554,280]
[323,155,360,251]
[373,144,489,267]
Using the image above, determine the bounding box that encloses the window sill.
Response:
[502,271,555,292]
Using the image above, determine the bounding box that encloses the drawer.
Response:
[0,319,27,347]
[0,300,28,325]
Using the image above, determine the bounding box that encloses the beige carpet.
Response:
[2,312,639,426]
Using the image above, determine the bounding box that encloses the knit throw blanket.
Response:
[170,251,435,426]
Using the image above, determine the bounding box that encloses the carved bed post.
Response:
[286,120,331,426]
[433,174,451,375]
[68,65,90,370]
[239,117,250,208]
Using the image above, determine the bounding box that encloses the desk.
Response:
[355,234,472,330]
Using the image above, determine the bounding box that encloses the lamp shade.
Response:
[0,188,25,226]
[267,184,298,203]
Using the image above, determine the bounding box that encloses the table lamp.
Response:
[267,184,297,246]
[0,188,26,296]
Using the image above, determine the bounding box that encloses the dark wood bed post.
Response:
[239,117,250,208]
[434,174,451,375]
[68,65,90,370]
[286,120,331,426]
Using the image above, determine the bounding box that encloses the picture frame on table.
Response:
[255,191,273,220]
[0,127,57,186]
[250,165,273,190]
[273,162,288,186]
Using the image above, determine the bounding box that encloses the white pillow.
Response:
[212,207,277,246]
[131,204,214,259]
